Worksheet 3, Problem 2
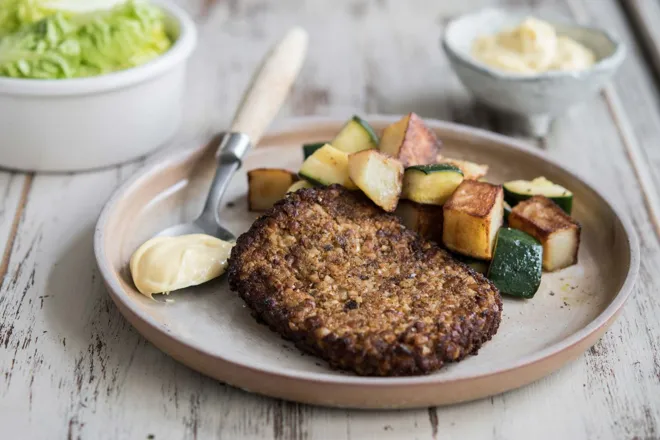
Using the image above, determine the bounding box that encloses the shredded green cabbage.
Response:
[0,0,172,79]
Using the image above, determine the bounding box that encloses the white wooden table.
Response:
[1,0,659,438]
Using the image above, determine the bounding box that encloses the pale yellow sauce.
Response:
[130,234,234,297]
[471,17,596,74]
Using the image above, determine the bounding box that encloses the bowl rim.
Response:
[441,7,626,82]
[0,0,197,96]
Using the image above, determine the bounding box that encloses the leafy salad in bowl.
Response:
[0,0,196,171]
[0,0,173,79]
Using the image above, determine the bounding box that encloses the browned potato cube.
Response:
[508,195,581,271]
[248,168,298,212]
[395,200,444,243]
[348,150,404,212]
[379,112,440,166]
[442,180,504,259]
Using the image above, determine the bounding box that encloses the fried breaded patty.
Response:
[228,185,502,376]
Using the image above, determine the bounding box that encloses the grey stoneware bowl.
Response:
[442,8,626,137]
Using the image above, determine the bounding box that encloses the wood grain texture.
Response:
[0,174,31,285]
[0,0,658,438]
[229,26,308,144]
[621,0,660,82]
[567,0,660,241]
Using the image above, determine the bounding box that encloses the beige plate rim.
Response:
[94,115,639,389]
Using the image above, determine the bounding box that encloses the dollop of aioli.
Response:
[130,234,234,297]
[471,17,596,74]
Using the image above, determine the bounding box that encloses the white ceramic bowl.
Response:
[442,8,625,136]
[0,1,197,172]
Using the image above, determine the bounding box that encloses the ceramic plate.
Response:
[94,116,638,409]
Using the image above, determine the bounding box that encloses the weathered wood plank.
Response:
[0,167,142,439]
[0,173,30,286]
[538,95,660,440]
[621,0,660,81]
[0,172,30,359]
[567,0,660,241]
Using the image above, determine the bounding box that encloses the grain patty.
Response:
[228,185,502,376]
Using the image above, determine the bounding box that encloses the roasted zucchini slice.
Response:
[348,150,403,212]
[302,142,328,159]
[508,195,581,271]
[248,168,298,212]
[379,112,440,166]
[401,164,463,205]
[299,144,358,190]
[503,176,573,214]
[487,228,543,298]
[332,116,379,153]
[442,180,504,260]
[437,157,489,181]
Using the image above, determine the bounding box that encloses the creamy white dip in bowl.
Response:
[442,8,625,136]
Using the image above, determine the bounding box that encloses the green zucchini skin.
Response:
[405,163,462,175]
[299,174,324,186]
[504,187,572,214]
[401,164,464,205]
[302,117,377,160]
[331,116,379,153]
[302,142,328,159]
[503,178,573,214]
[351,115,379,145]
[299,144,357,189]
[487,228,543,299]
